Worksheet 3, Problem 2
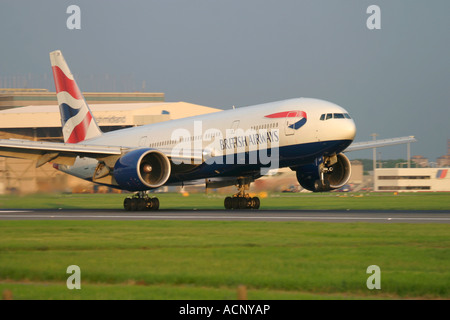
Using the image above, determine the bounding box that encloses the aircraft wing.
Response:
[0,139,124,167]
[0,138,203,170]
[344,136,417,152]
[1,136,417,169]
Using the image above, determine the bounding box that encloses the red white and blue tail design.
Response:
[50,50,102,143]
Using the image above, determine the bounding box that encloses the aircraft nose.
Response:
[343,119,356,141]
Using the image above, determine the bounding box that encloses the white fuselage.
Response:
[58,98,356,185]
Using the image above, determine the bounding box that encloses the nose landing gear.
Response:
[124,192,160,211]
[224,178,260,210]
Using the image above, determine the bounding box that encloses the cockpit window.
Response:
[320,113,352,120]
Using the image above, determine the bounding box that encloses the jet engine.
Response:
[113,148,171,191]
[295,153,351,192]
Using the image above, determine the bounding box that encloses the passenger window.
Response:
[326,113,332,120]
[320,114,325,121]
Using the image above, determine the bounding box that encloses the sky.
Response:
[0,0,449,161]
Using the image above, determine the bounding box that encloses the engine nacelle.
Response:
[296,153,351,192]
[113,148,171,191]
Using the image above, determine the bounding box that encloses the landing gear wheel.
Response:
[124,198,132,211]
[151,197,159,210]
[224,197,232,210]
[238,197,247,209]
[124,192,160,211]
[130,198,138,211]
[224,177,261,210]
[145,198,153,210]
[137,198,146,211]
[252,197,260,209]
[231,197,239,210]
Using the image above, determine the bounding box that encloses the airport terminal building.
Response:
[375,168,450,192]
[0,101,220,142]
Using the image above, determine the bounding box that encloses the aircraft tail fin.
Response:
[50,50,102,143]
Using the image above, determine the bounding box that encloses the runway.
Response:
[0,209,450,223]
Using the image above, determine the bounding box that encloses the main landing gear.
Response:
[123,192,159,211]
[224,179,260,210]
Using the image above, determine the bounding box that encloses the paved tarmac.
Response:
[0,209,449,223]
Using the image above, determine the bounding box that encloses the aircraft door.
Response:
[230,120,240,134]
[139,136,148,147]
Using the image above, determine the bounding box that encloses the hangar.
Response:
[0,93,221,194]
[0,101,221,141]
[0,88,164,110]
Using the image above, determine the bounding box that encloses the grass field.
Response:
[0,192,449,300]
[0,220,449,300]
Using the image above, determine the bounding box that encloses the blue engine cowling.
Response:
[295,153,351,192]
[113,148,171,191]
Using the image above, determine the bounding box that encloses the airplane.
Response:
[0,50,416,210]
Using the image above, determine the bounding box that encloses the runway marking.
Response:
[0,214,450,222]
